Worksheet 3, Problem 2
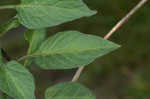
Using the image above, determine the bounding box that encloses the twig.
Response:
[72,0,148,82]
[104,0,148,40]
[72,67,84,82]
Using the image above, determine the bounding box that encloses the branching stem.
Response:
[72,0,148,82]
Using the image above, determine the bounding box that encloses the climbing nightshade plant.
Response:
[0,0,147,99]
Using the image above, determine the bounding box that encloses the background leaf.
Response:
[32,31,120,69]
[45,82,96,99]
[16,0,97,29]
[0,17,20,39]
[0,61,35,99]
[24,29,46,66]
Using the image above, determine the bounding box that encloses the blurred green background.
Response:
[0,0,150,99]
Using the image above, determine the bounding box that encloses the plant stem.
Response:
[0,5,16,10]
[72,0,148,82]
[104,0,148,40]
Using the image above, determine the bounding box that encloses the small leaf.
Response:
[0,18,20,39]
[45,82,96,99]
[31,31,120,69]
[16,0,96,29]
[24,29,46,66]
[0,61,35,99]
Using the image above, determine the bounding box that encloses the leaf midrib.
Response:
[34,46,115,56]
[5,66,26,99]
[17,4,80,9]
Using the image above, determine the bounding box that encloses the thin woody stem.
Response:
[72,0,148,82]
[104,0,148,40]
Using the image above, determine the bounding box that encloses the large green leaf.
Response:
[24,29,46,66]
[0,18,20,39]
[16,0,96,29]
[45,82,96,99]
[0,61,35,99]
[30,31,120,69]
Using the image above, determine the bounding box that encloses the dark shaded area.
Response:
[0,0,150,99]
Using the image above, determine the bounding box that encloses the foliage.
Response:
[0,0,120,99]
[0,61,35,99]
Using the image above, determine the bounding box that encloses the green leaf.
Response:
[31,31,120,69]
[24,29,46,66]
[16,0,97,29]
[45,82,96,99]
[0,18,20,39]
[25,29,46,53]
[0,61,35,99]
